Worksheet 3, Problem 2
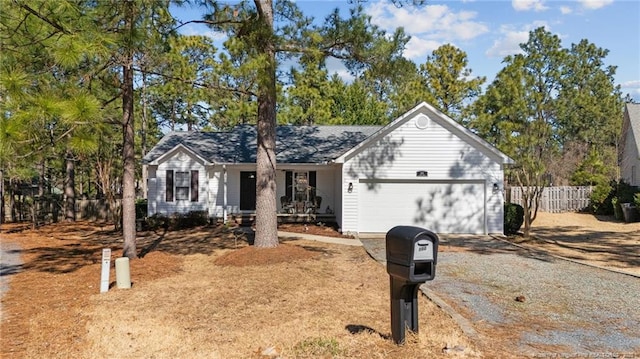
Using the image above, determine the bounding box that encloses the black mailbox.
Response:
[386,225,438,282]
[385,226,439,344]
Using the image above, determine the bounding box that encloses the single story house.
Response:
[142,102,514,235]
[620,103,640,187]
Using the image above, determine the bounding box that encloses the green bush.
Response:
[504,203,524,235]
[635,193,640,208]
[616,181,638,203]
[590,181,614,215]
[612,197,623,220]
[590,180,640,215]
[146,211,209,231]
[146,214,168,230]
[135,199,148,220]
[181,210,209,228]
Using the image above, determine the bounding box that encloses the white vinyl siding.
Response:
[207,167,225,218]
[315,169,335,214]
[619,105,640,187]
[620,129,640,186]
[342,110,505,234]
[153,149,207,215]
[620,128,639,186]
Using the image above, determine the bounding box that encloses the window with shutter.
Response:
[191,170,199,202]
[166,170,174,202]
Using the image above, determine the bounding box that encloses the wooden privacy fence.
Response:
[1,198,118,223]
[509,186,594,213]
[76,199,121,221]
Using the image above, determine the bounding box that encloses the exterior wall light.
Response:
[493,183,500,193]
[348,182,353,193]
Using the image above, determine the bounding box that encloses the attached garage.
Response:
[357,180,486,234]
[337,102,514,235]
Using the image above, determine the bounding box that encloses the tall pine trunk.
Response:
[64,154,76,221]
[253,0,278,248]
[141,71,148,199]
[121,0,137,259]
[0,169,4,225]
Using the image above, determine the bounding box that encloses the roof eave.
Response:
[145,143,214,166]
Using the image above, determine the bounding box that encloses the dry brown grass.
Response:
[1,222,479,359]
[520,212,640,276]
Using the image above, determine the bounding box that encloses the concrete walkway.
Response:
[278,231,363,246]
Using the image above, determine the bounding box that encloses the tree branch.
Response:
[134,67,257,98]
[174,19,242,31]
[18,3,70,35]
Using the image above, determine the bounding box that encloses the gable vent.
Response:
[415,114,430,129]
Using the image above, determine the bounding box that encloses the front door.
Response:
[293,172,309,202]
[240,171,256,211]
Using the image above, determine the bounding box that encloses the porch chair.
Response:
[280,196,293,213]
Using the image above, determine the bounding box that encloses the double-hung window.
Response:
[166,170,199,202]
[175,172,190,200]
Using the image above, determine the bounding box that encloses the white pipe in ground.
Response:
[115,257,131,289]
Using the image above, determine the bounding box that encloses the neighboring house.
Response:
[143,102,514,235]
[620,103,640,187]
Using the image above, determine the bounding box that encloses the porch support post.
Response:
[223,165,228,224]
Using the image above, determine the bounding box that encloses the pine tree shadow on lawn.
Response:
[527,226,640,269]
[345,324,391,340]
[136,225,254,257]
[439,235,557,263]
[7,223,254,275]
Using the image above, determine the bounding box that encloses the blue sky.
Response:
[172,0,640,101]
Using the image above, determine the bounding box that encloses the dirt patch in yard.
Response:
[1,222,479,359]
[510,212,640,276]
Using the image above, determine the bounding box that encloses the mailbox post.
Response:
[386,226,439,344]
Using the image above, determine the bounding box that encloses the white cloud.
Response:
[365,2,488,60]
[325,57,354,83]
[486,28,529,58]
[179,24,226,41]
[512,0,548,12]
[404,37,442,60]
[560,6,572,14]
[621,80,640,98]
[485,22,551,58]
[578,0,614,10]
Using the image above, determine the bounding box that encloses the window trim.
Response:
[165,169,199,202]
[175,171,190,201]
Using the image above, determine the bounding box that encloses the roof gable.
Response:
[336,102,514,165]
[147,143,212,166]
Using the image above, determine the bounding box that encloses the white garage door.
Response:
[358,180,486,234]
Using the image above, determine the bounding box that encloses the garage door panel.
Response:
[358,182,485,234]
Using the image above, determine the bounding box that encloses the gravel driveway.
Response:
[361,235,640,357]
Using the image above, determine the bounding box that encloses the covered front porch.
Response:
[223,166,341,221]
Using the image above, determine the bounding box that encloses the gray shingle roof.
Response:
[143,125,383,164]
